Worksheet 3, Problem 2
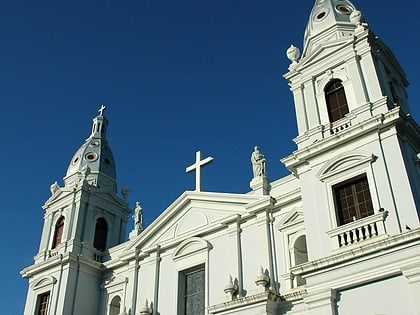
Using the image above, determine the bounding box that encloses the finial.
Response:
[255,266,269,289]
[139,299,152,315]
[121,186,130,199]
[50,181,60,195]
[286,45,300,66]
[98,104,106,116]
[224,275,237,299]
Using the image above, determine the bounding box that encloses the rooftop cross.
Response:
[98,104,107,116]
[185,151,214,192]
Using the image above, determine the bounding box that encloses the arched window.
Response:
[52,216,65,249]
[93,217,108,251]
[292,235,308,286]
[325,80,349,122]
[109,296,121,315]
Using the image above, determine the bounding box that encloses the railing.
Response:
[48,248,60,258]
[328,118,352,135]
[327,211,388,248]
[92,252,103,262]
[46,244,104,262]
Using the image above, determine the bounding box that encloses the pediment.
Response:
[296,38,352,70]
[44,185,129,212]
[317,150,375,181]
[101,274,128,290]
[275,207,304,231]
[44,188,67,205]
[172,237,212,261]
[122,191,262,255]
[31,276,57,290]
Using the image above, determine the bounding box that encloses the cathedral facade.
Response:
[21,0,420,314]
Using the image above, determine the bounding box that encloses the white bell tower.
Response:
[21,107,131,315]
[282,0,420,260]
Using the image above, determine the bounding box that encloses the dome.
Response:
[64,106,117,191]
[302,0,358,56]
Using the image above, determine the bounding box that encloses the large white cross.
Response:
[185,151,214,192]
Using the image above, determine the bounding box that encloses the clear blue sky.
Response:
[1,1,419,313]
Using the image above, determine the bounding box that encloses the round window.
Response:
[85,152,98,162]
[336,5,353,14]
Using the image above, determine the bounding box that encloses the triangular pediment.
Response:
[275,207,304,231]
[44,187,68,205]
[101,274,128,290]
[295,37,353,70]
[43,184,128,211]
[121,191,263,255]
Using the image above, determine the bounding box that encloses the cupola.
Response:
[64,105,117,192]
[303,0,362,56]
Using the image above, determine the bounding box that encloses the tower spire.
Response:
[89,105,109,139]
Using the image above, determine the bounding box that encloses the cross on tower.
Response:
[98,104,107,116]
[185,151,214,192]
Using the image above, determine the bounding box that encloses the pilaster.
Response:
[250,176,271,195]
[304,288,337,315]
[402,263,420,315]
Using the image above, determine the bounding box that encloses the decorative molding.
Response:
[31,276,57,290]
[172,237,212,261]
[275,208,304,232]
[317,150,375,181]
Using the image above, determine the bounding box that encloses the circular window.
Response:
[336,5,353,14]
[89,141,99,147]
[85,152,98,162]
[104,158,111,165]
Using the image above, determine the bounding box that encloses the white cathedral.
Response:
[21,0,420,314]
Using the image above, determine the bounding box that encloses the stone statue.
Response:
[251,146,267,178]
[133,201,144,233]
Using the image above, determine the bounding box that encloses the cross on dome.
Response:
[98,104,107,116]
[185,151,214,192]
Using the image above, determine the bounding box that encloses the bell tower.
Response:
[282,0,420,260]
[21,106,131,315]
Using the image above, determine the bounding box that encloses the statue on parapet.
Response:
[133,201,144,233]
[251,146,267,178]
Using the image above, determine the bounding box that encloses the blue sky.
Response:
[1,1,419,313]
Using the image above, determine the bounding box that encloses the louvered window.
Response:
[52,217,64,248]
[93,217,108,251]
[325,80,349,122]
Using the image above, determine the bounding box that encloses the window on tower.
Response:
[325,79,349,122]
[178,264,205,315]
[36,291,50,315]
[93,217,108,251]
[333,175,374,225]
[52,216,65,249]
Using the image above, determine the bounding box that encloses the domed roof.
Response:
[302,0,360,56]
[64,106,117,191]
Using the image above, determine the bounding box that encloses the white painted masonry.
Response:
[22,1,420,314]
